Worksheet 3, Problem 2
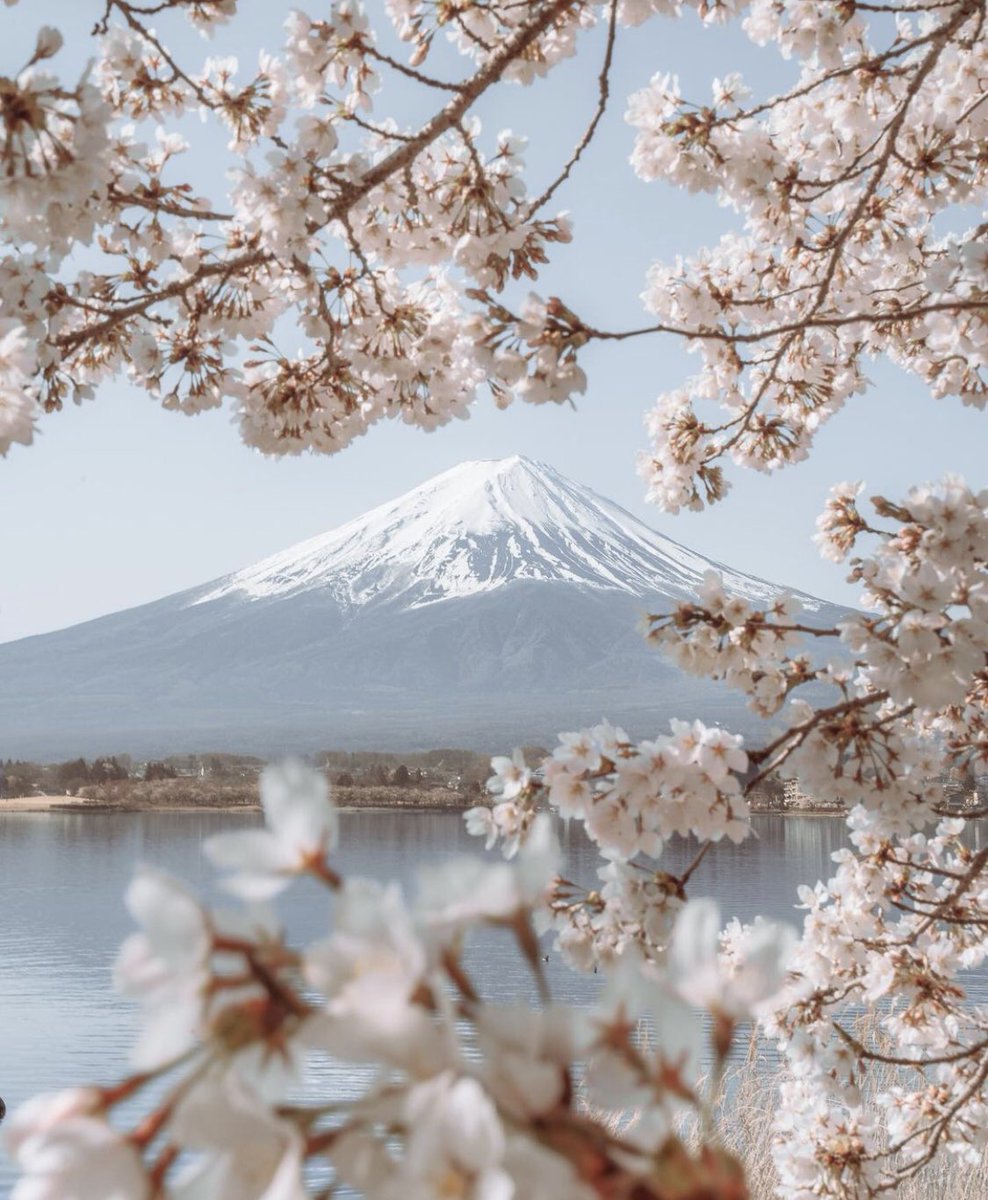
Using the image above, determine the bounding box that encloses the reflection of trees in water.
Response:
[781,816,849,879]
[0,813,47,849]
[685,816,850,925]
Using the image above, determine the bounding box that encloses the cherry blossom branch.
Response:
[524,0,619,218]
[363,45,466,94]
[582,297,988,346]
[52,0,576,360]
[832,1024,988,1069]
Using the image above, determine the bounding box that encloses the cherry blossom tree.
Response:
[1,1,986,1198]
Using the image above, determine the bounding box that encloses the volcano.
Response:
[0,457,845,759]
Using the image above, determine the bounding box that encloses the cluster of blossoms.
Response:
[0,25,112,265]
[465,473,988,1195]
[469,718,751,969]
[5,761,795,1199]
[0,1,983,466]
[0,0,638,457]
[0,320,35,454]
[2,0,982,481]
[625,0,988,511]
[766,811,988,1197]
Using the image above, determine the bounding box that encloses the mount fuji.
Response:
[0,457,845,759]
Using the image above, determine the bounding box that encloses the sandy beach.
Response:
[1,794,120,813]
[1,796,266,814]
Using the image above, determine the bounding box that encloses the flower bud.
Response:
[32,25,63,61]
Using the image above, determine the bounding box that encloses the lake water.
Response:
[0,808,981,1191]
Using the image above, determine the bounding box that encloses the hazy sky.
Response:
[1,2,983,643]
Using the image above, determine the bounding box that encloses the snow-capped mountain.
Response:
[0,457,844,759]
[193,456,825,613]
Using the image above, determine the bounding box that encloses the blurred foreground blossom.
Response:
[7,761,782,1200]
[206,760,339,899]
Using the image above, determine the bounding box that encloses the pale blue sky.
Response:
[1,2,983,643]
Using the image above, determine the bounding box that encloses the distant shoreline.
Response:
[2,793,855,819]
[0,793,473,815]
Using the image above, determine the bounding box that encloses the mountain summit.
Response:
[192,456,822,614]
[0,458,842,759]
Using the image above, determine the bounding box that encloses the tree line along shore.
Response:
[0,749,495,812]
[2,750,984,816]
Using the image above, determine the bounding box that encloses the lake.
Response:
[0,808,978,1191]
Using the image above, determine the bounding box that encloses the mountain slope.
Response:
[0,458,845,759]
[190,457,829,613]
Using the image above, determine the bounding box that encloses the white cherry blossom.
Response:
[206,760,338,899]
[671,898,796,1020]
[6,1091,150,1200]
[169,1075,306,1200]
[114,866,211,1068]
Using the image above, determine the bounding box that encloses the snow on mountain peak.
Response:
[192,456,818,613]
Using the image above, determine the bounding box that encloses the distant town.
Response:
[746,769,988,815]
[1,752,984,817]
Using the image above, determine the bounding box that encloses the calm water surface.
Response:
[0,809,974,1190]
